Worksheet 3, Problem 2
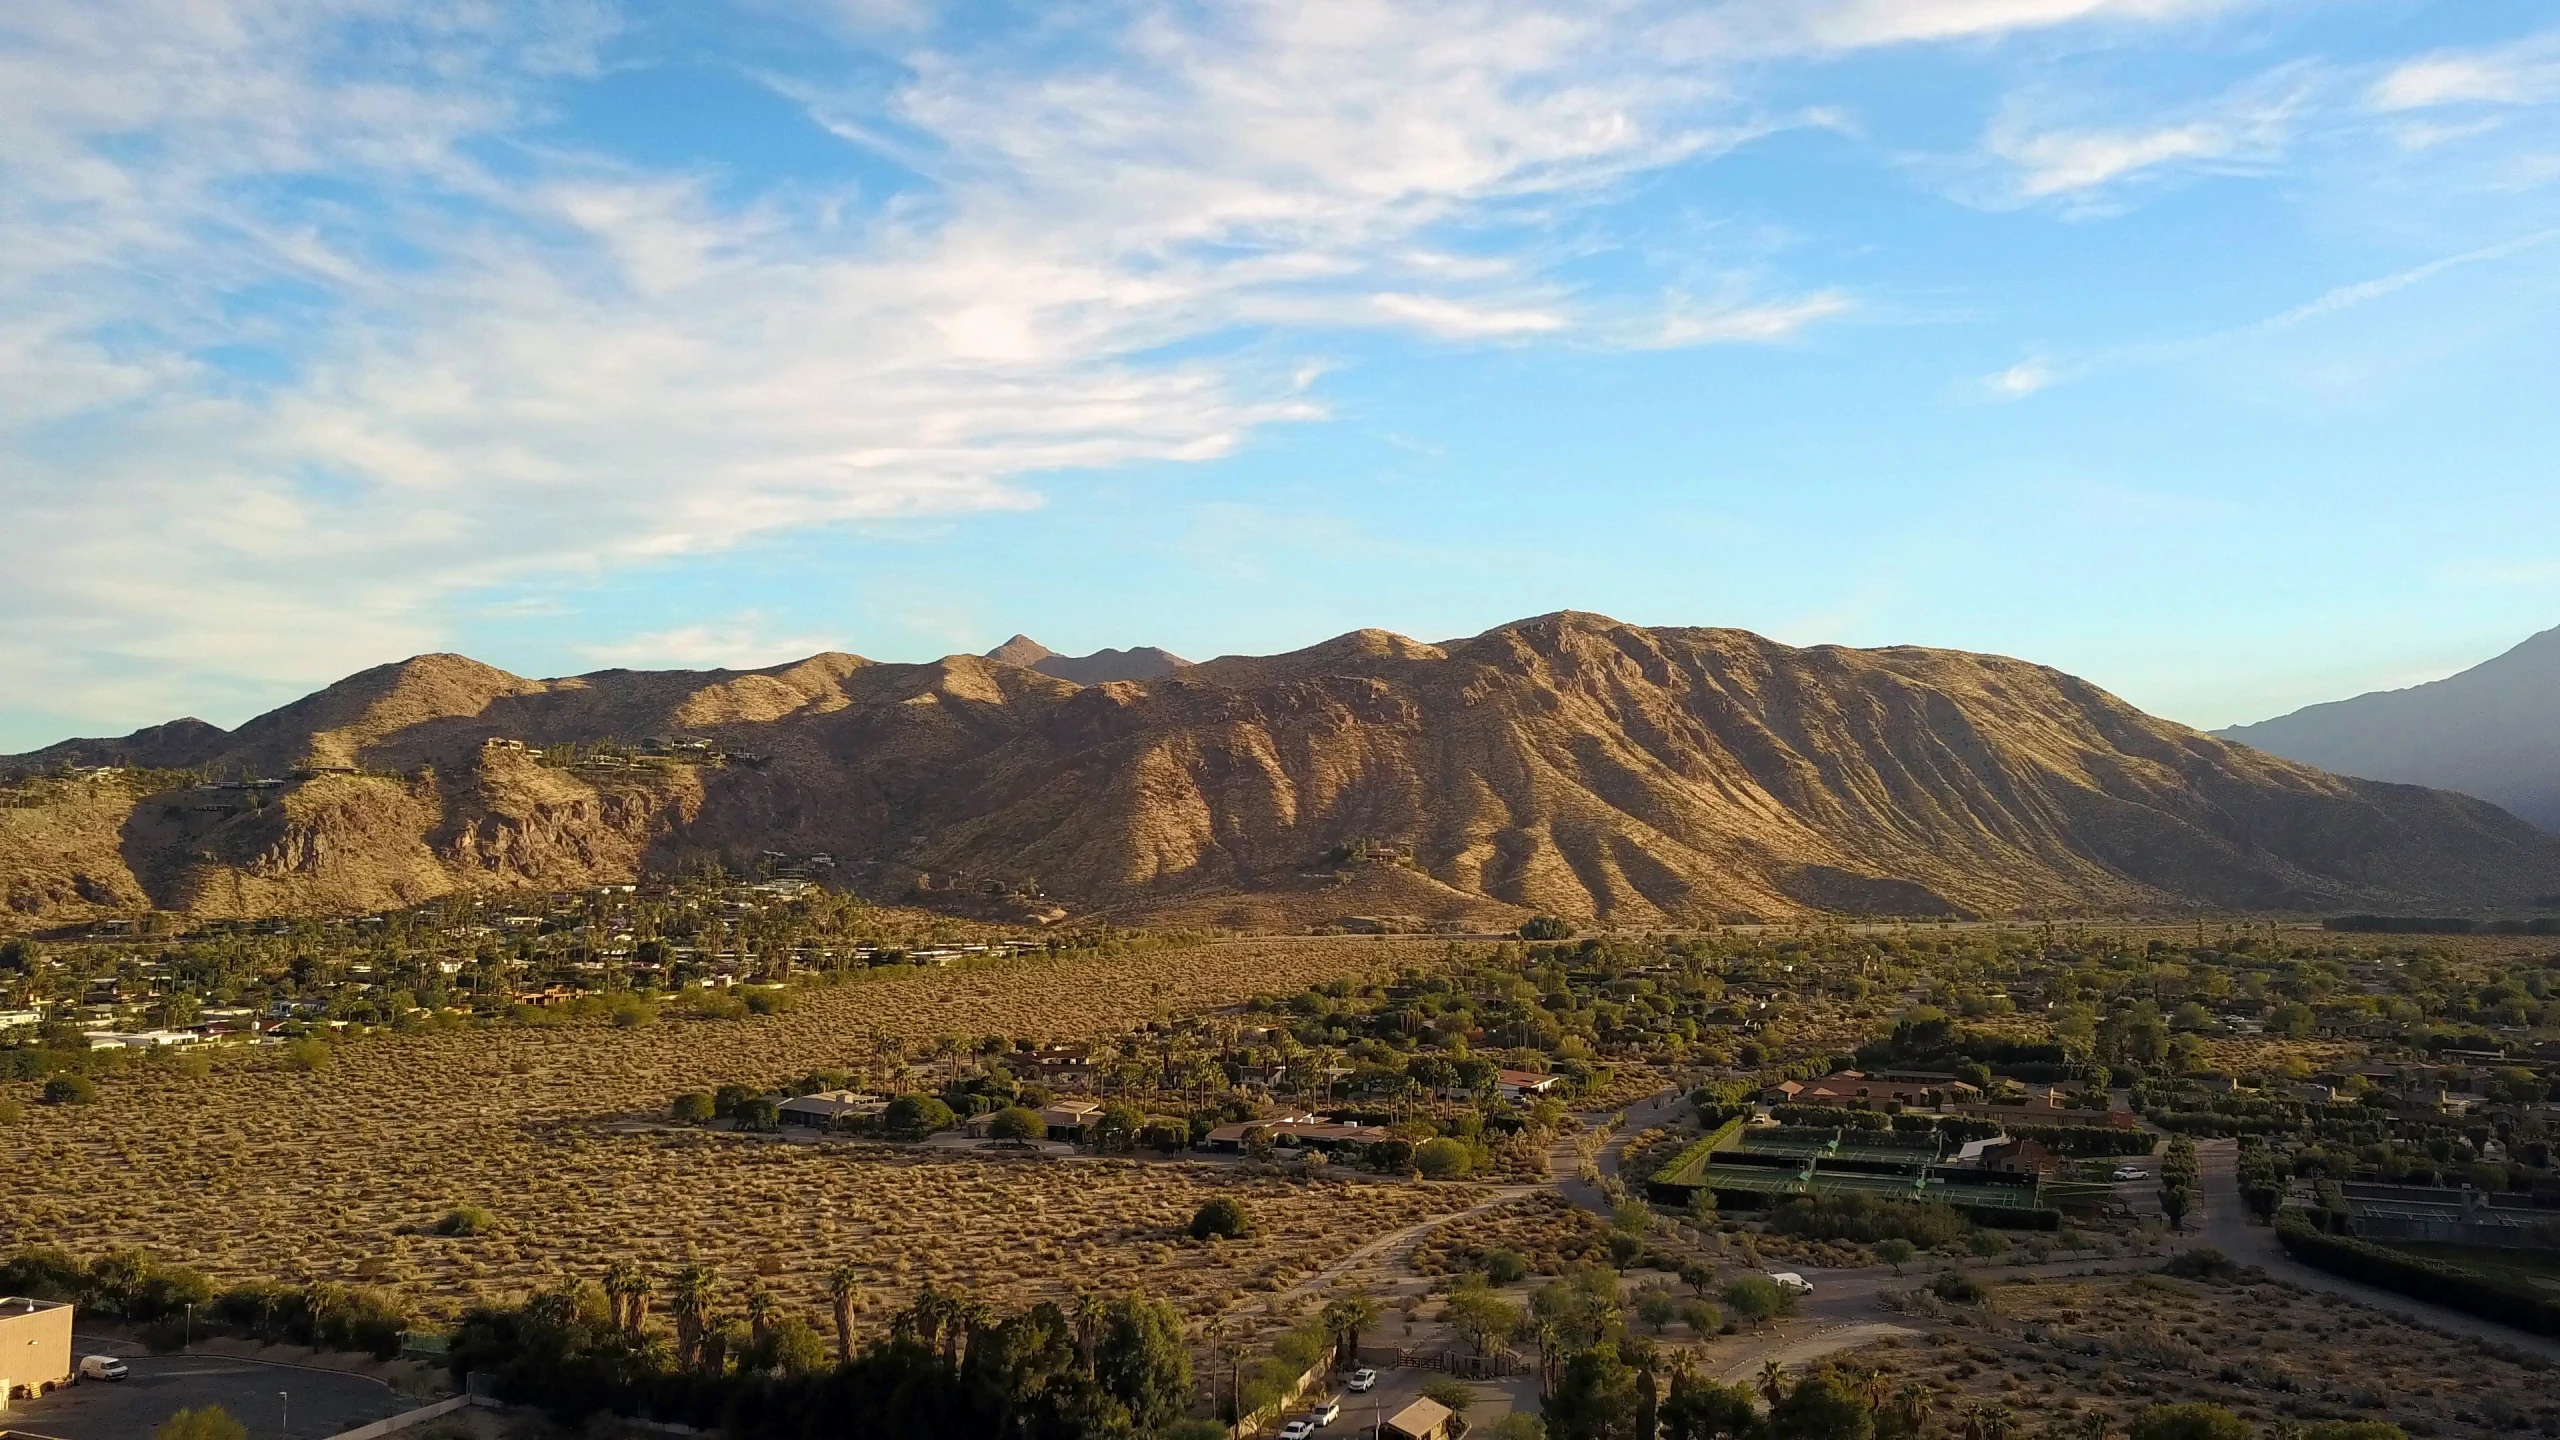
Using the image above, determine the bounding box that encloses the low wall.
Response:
[324,1392,501,1440]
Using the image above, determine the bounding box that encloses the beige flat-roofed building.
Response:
[0,1296,74,1404]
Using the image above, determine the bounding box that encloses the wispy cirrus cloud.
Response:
[2371,31,2560,111]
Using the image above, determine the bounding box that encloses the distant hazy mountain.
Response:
[2218,625,2560,833]
[982,635,1192,684]
[8,613,2559,929]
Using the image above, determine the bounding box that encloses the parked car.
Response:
[1279,1422,1316,1440]
[2112,1165,2149,1182]
[1311,1397,1342,1425]
[79,1355,129,1381]
[1766,1271,1814,1295]
[1347,1369,1379,1393]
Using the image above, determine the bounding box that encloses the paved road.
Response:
[2,1346,408,1440]
[1315,1366,1539,1440]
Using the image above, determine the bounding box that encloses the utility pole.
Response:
[279,1390,290,1440]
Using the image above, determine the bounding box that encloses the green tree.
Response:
[670,1091,715,1124]
[42,1073,97,1105]
[1445,1284,1522,1355]
[1660,1367,1759,1440]
[1546,1340,1637,1440]
[1415,1137,1475,1179]
[1422,1375,1478,1417]
[2129,1403,2252,1440]
[989,1105,1045,1140]
[1874,1238,1916,1274]
[1190,1196,1252,1241]
[155,1407,248,1440]
[1094,1291,1192,1435]
[733,1095,781,1131]
[1771,1370,1873,1440]
[1484,1248,1531,1284]
[883,1093,955,1139]
[1722,1273,1784,1324]
[1319,1293,1381,1371]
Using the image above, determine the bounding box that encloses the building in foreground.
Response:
[0,1297,73,1406]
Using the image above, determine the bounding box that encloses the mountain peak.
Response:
[984,635,1057,667]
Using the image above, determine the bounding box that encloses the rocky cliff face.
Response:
[9,613,2559,928]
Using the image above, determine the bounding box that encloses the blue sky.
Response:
[6,0,2560,751]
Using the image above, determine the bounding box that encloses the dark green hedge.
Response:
[2274,1218,2560,1337]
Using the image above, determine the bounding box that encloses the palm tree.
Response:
[1759,1358,1787,1409]
[745,1285,778,1347]
[1977,1402,2017,1440]
[1073,1294,1110,1378]
[2079,1411,2110,1440]
[825,1263,863,1361]
[603,1261,650,1341]
[1898,1382,1938,1439]
[669,1265,717,1372]
[1320,1294,1381,1372]
[949,1295,995,1367]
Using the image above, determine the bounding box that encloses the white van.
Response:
[1766,1271,1814,1295]
[80,1355,130,1381]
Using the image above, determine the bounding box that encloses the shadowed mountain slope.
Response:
[9,613,2558,927]
[2218,624,2560,833]
[982,635,1192,685]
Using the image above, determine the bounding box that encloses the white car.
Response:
[1766,1271,1814,1295]
[1311,1398,1342,1425]
[1279,1422,1316,1440]
[79,1355,130,1381]
[2112,1165,2149,1182]
[1347,1368,1379,1393]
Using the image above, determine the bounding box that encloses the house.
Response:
[0,1296,74,1402]
[1978,1138,2060,1178]
[1200,1116,1374,1154]
[1039,1101,1106,1141]
[1498,1070,1563,1101]
[778,1091,886,1131]
[1770,1070,1980,1109]
[1381,1396,1456,1440]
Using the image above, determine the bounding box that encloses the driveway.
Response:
[1311,1365,1539,1440]
[3,1346,411,1440]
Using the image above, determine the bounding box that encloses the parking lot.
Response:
[1269,1364,1539,1439]
[1,1346,413,1440]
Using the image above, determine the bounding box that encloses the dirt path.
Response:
[1265,1185,1541,1310]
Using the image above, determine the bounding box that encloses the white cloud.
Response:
[577,617,848,670]
[1995,121,2234,195]
[2372,34,2560,111]
[1786,0,2225,50]
[1985,358,2054,397]
[0,0,2227,742]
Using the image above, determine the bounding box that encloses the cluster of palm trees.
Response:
[593,1258,872,1371]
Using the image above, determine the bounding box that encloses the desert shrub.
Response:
[284,1038,332,1072]
[1484,1247,1530,1284]
[1190,1197,1252,1241]
[2303,1424,2404,1440]
[1967,1228,2011,1258]
[609,996,656,1028]
[670,1091,715,1124]
[2162,1247,2237,1282]
[156,1407,248,1440]
[1414,1137,1475,1180]
[1929,1269,1985,1305]
[990,1106,1044,1140]
[741,987,793,1015]
[438,1205,497,1237]
[0,1096,23,1124]
[884,1094,954,1139]
[1767,1194,1965,1249]
[1680,1298,1720,1333]
[43,1073,97,1105]
[1874,1238,1917,1272]
[2129,1402,2251,1440]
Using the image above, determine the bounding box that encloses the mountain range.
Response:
[8,612,2559,930]
[2217,624,2560,834]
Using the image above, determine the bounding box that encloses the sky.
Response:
[5,0,2560,752]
